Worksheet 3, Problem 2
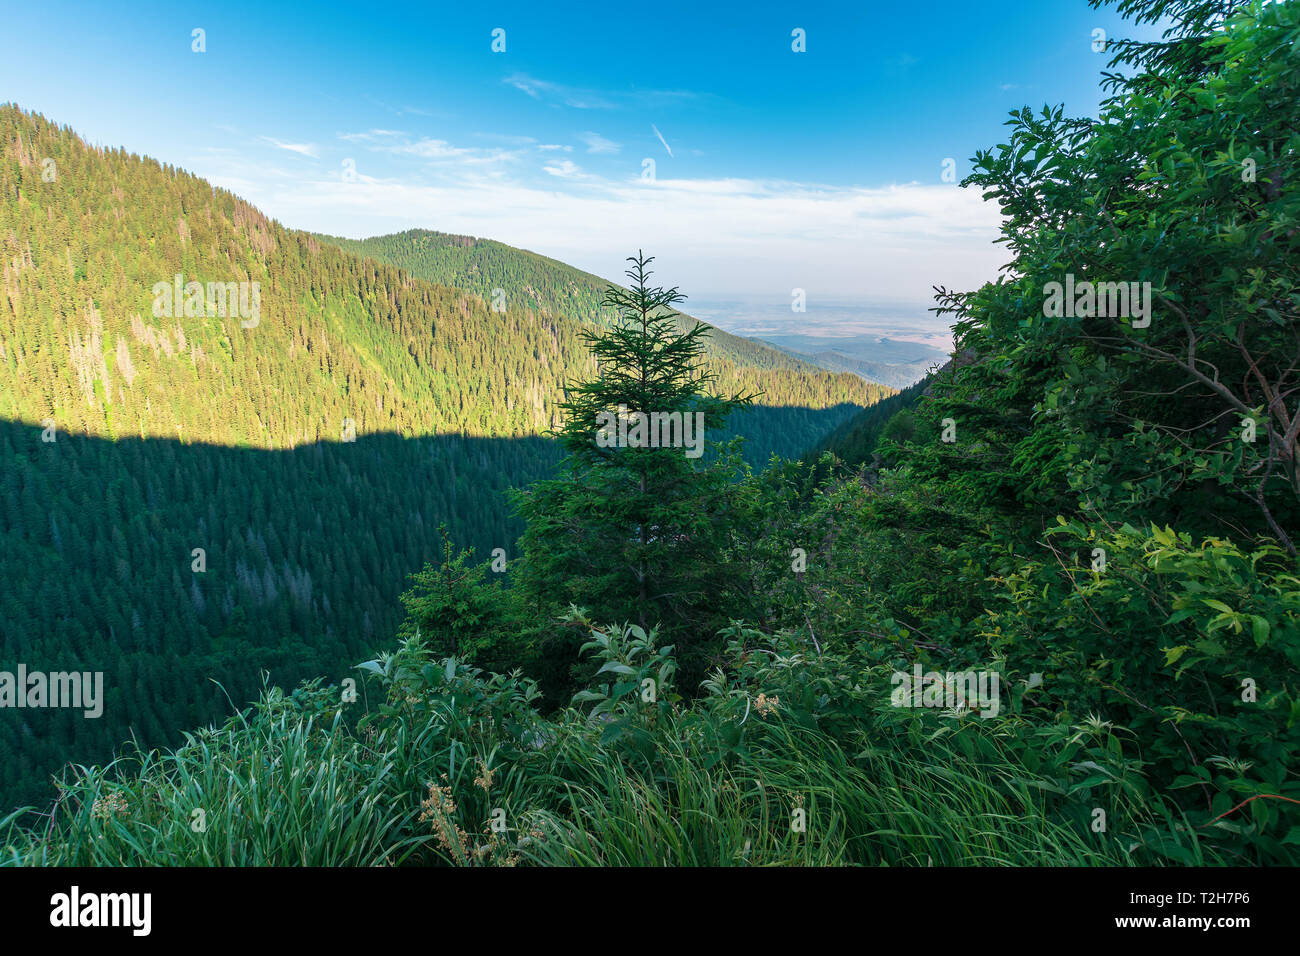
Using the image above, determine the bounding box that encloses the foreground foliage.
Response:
[1,623,1251,866]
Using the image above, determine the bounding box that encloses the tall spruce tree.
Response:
[512,252,755,690]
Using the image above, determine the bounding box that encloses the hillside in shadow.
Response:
[0,405,852,811]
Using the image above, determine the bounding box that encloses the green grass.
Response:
[0,636,1238,867]
[2,688,409,867]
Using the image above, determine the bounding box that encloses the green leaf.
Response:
[596,662,637,677]
[1250,616,1270,647]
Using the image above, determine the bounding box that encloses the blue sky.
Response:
[1,0,1163,311]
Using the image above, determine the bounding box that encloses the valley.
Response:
[0,104,887,811]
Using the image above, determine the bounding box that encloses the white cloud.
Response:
[208,160,1005,300]
[475,133,539,146]
[580,131,620,154]
[392,139,514,163]
[338,129,404,142]
[340,132,521,166]
[543,159,582,178]
[260,137,319,158]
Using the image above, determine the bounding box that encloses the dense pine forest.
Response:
[314,229,621,329]
[1,0,1298,869]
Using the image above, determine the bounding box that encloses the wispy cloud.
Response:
[361,97,444,120]
[338,129,404,143]
[504,73,615,109]
[209,157,1004,298]
[339,131,521,166]
[260,136,319,158]
[651,124,673,158]
[475,133,539,146]
[504,72,700,111]
[392,139,519,164]
[542,159,582,178]
[580,131,620,154]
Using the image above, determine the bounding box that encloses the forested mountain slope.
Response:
[0,425,551,809]
[0,104,884,810]
[314,228,833,374]
[1,107,880,453]
[813,375,930,466]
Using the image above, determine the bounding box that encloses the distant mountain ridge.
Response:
[803,349,941,390]
[742,332,949,390]
[313,228,831,374]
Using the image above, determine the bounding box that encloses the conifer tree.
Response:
[512,252,755,687]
